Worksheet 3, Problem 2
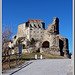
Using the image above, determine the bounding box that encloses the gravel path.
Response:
[3,59,73,75]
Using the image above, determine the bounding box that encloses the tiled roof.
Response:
[28,19,42,22]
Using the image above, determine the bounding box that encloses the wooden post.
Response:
[21,54,22,63]
[8,55,10,69]
[18,54,20,61]
[15,54,17,65]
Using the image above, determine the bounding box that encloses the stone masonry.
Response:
[9,17,69,57]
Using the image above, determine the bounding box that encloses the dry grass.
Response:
[2,53,68,71]
[42,53,68,59]
[2,54,25,71]
[22,53,68,59]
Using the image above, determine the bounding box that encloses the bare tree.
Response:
[2,26,13,62]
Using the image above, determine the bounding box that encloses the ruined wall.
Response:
[9,18,69,58]
[17,23,26,37]
[47,17,59,34]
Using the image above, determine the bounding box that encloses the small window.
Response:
[14,36,16,39]
[22,44,25,49]
[30,24,32,27]
[11,41,13,43]
[38,24,41,28]
[34,24,37,28]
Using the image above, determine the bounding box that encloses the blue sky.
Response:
[2,0,73,54]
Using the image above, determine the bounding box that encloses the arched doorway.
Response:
[42,41,49,48]
[22,44,25,49]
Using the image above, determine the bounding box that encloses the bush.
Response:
[30,38,35,45]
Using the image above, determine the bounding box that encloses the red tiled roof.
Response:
[28,19,42,23]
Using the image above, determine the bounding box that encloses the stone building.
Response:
[9,17,69,57]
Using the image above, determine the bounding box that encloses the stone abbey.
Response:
[9,17,69,57]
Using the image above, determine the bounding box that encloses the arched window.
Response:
[38,24,41,28]
[30,24,32,27]
[34,24,37,28]
[14,36,16,39]
[42,41,49,48]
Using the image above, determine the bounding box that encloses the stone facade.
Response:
[9,17,69,57]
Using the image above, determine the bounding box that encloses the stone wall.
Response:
[50,51,60,55]
[40,48,50,53]
[8,18,69,58]
[30,28,44,41]
[40,48,60,55]
[22,47,38,53]
[17,23,26,37]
